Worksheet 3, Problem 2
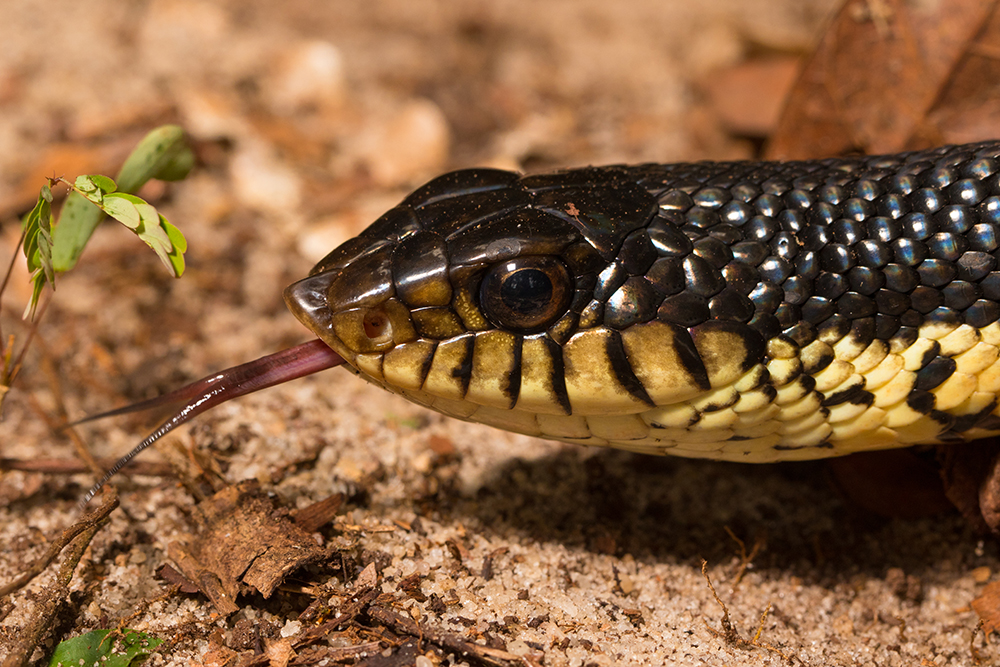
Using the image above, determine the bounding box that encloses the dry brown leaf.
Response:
[768,0,1000,159]
[166,480,328,615]
[940,439,1000,533]
[927,5,1000,145]
[155,563,201,594]
[354,562,378,590]
[972,580,1000,635]
[700,56,802,139]
[198,645,240,667]
[264,638,295,667]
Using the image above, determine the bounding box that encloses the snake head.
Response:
[282,166,730,439]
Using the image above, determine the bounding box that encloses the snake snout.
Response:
[284,242,422,359]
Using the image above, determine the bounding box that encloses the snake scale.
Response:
[281,140,1000,463]
[82,140,1000,501]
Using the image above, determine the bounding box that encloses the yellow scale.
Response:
[350,315,1000,463]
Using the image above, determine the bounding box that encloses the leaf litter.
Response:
[4,1,1000,665]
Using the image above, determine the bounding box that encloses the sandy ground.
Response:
[2,1,999,665]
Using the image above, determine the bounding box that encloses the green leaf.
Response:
[137,218,170,249]
[23,275,45,320]
[163,218,187,276]
[22,185,53,265]
[124,206,187,279]
[153,142,196,182]
[72,181,188,278]
[116,125,193,192]
[21,185,56,317]
[101,193,141,229]
[48,629,162,667]
[163,218,187,253]
[37,230,54,283]
[50,191,107,272]
[73,174,116,205]
[51,125,192,272]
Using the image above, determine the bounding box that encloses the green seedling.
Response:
[1,125,194,409]
[48,629,163,667]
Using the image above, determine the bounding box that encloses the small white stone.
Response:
[230,140,303,215]
[618,571,634,594]
[279,619,302,638]
[178,87,247,140]
[358,99,450,187]
[268,40,346,114]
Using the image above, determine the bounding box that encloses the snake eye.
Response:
[479,256,572,332]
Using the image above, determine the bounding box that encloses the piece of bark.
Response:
[292,492,344,533]
[701,56,802,139]
[972,581,1000,636]
[167,480,327,615]
[155,563,201,594]
[939,439,1000,534]
[768,0,999,159]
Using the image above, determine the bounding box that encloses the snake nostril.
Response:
[363,308,392,340]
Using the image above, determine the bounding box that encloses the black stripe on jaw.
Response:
[503,335,524,410]
[417,341,439,388]
[605,329,655,407]
[674,327,711,392]
[452,334,476,397]
[544,334,572,415]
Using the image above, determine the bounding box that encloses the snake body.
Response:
[284,141,1000,462]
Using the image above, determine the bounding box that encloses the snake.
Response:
[81,140,1000,501]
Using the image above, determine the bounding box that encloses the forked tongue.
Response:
[78,339,344,506]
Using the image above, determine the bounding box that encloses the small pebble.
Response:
[279,620,302,638]
[267,40,346,114]
[178,87,246,140]
[230,141,303,215]
[359,99,451,187]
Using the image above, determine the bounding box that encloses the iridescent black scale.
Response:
[322,144,997,334]
[307,141,1000,440]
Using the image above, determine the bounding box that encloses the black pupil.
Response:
[500,268,553,314]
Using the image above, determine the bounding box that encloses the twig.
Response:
[0,225,28,355]
[723,526,764,589]
[701,560,792,662]
[970,618,986,665]
[1,489,118,667]
[367,605,526,667]
[0,488,119,598]
[287,642,383,665]
[6,292,50,388]
[0,457,175,476]
[238,587,381,667]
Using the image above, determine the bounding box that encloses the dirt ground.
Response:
[2,0,1000,665]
